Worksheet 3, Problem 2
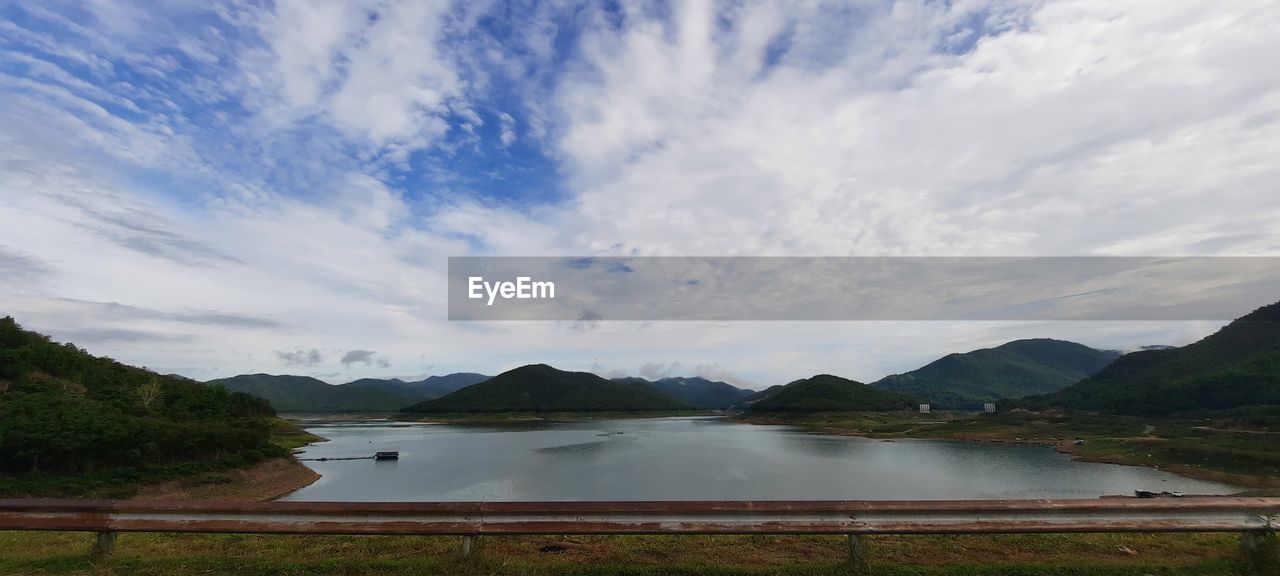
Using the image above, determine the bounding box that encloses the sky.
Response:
[1,0,1278,388]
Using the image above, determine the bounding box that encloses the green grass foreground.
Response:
[0,531,1260,576]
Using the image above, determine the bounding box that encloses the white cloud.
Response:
[260,1,365,111]
[250,0,462,153]
[553,0,1280,257]
[639,361,679,380]
[0,0,1277,387]
[497,111,516,148]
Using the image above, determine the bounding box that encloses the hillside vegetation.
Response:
[345,373,490,399]
[208,373,491,412]
[1027,301,1280,415]
[615,376,753,409]
[0,317,283,496]
[209,374,421,412]
[749,374,917,412]
[403,364,690,413]
[738,384,784,406]
[873,339,1119,408]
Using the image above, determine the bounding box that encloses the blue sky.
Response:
[1,0,1278,386]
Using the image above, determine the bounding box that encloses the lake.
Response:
[282,416,1238,501]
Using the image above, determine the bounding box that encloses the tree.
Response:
[0,317,284,486]
[136,378,163,409]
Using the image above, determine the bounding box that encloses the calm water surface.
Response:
[283,417,1238,501]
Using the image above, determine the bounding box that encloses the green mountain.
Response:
[207,374,420,412]
[413,373,492,396]
[344,373,490,399]
[403,364,690,413]
[1028,301,1280,415]
[341,377,413,395]
[872,339,1120,409]
[0,317,281,492]
[749,374,917,412]
[736,385,784,409]
[613,376,754,409]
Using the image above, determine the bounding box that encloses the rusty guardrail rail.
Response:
[1,498,1277,567]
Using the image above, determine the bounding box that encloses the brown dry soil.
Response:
[131,457,319,501]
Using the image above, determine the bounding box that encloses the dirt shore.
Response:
[132,458,319,501]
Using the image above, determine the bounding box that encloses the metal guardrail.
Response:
[1,497,1277,567]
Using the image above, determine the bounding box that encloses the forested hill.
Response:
[872,339,1120,409]
[209,373,492,412]
[208,374,421,412]
[613,376,754,409]
[0,317,283,495]
[1026,301,1280,415]
[749,374,917,412]
[343,373,490,399]
[403,364,690,413]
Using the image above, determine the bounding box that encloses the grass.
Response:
[0,531,1258,575]
[270,418,326,450]
[732,410,1280,489]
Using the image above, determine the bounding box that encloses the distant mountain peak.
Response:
[1030,299,1280,415]
[1237,300,1280,322]
[207,372,490,412]
[632,376,752,409]
[750,374,916,412]
[403,364,689,413]
[872,338,1119,409]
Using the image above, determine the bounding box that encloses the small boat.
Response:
[374,451,400,461]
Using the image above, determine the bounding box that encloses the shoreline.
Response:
[130,457,321,502]
[131,419,329,502]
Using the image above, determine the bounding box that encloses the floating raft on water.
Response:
[298,451,400,462]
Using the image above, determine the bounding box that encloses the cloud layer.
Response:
[1,0,1277,386]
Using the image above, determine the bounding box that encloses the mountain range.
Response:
[343,373,491,399]
[870,339,1120,409]
[1026,301,1280,415]
[747,374,917,412]
[198,300,1280,416]
[203,339,1120,413]
[612,376,753,409]
[207,373,489,412]
[403,364,690,413]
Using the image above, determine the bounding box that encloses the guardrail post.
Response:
[847,534,868,573]
[90,531,117,558]
[1241,530,1277,575]
[461,535,476,557]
